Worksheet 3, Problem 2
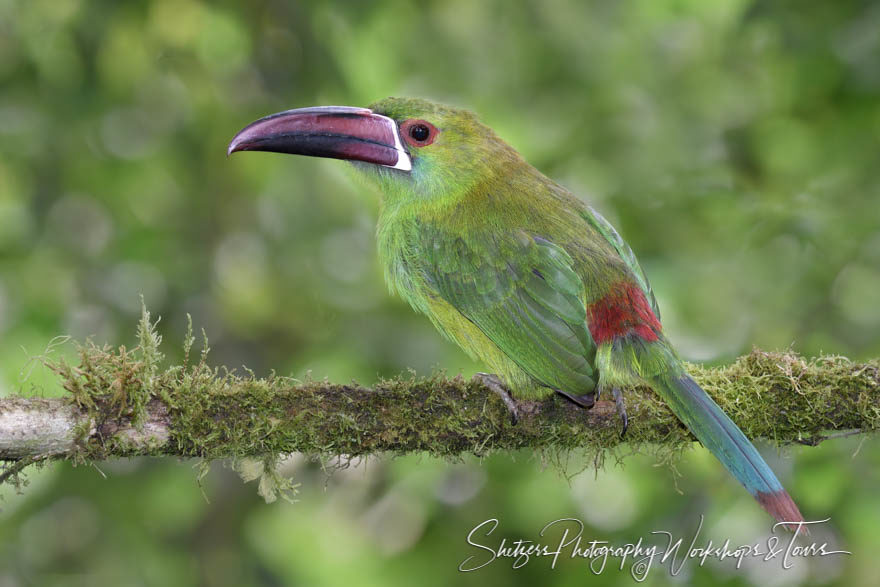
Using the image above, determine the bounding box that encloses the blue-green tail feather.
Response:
[650,373,805,532]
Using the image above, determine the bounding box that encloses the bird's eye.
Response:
[400,119,438,147]
[410,124,430,141]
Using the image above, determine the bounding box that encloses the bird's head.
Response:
[228,97,520,206]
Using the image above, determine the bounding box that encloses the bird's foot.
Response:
[473,372,519,425]
[556,388,626,436]
[613,387,628,438]
[555,389,597,410]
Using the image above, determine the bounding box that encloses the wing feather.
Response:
[423,227,596,394]
[583,206,660,318]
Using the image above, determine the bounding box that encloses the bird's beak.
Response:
[227,106,412,171]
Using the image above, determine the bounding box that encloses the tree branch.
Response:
[0,335,877,470]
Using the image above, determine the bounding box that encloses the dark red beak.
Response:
[227,106,411,171]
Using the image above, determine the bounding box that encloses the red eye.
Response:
[400,119,438,147]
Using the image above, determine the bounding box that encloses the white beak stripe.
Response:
[374,113,412,172]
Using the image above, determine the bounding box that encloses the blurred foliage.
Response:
[0,0,879,585]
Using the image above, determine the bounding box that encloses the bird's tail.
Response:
[649,372,806,534]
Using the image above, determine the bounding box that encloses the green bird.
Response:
[228,97,805,531]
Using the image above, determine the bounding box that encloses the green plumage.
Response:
[368,98,653,396]
[230,96,806,530]
[366,98,804,529]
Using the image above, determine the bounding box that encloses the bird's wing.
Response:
[423,228,596,393]
[582,206,660,319]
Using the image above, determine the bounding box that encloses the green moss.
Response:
[22,308,878,497]
[689,350,880,446]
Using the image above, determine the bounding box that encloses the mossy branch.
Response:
[0,327,878,476]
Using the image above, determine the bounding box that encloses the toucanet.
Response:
[228,97,805,531]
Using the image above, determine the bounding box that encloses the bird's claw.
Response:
[555,389,597,410]
[613,387,628,438]
[557,387,627,437]
[473,372,519,425]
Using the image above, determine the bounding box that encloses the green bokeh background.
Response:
[1,0,879,584]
